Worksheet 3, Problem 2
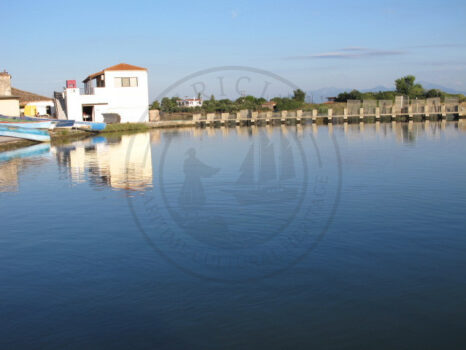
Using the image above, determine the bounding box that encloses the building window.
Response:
[114,77,138,88]
[96,75,105,87]
[121,77,131,87]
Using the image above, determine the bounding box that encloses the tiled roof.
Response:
[104,63,147,71]
[11,87,53,107]
[83,63,147,82]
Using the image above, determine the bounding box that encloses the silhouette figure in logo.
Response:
[179,148,220,213]
[231,131,297,205]
[177,148,234,248]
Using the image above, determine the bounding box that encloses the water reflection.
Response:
[0,160,20,192]
[0,121,465,194]
[54,133,153,191]
[0,144,50,192]
[1,121,466,349]
[341,120,463,144]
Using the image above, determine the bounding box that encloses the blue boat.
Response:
[52,120,75,128]
[23,117,74,128]
[0,121,54,129]
[0,126,51,142]
[1,115,74,128]
[0,114,105,131]
[74,121,106,131]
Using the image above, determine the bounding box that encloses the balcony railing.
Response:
[80,87,95,95]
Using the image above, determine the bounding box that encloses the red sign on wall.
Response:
[66,80,77,88]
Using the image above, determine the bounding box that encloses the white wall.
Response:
[64,88,85,122]
[64,69,149,123]
[0,98,20,116]
[102,70,149,123]
[25,101,55,116]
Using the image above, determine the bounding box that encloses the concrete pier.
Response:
[179,100,463,129]
[280,111,287,124]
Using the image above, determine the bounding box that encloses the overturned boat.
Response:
[0,126,51,142]
[0,116,55,130]
[73,121,106,131]
[0,120,55,130]
[12,116,74,128]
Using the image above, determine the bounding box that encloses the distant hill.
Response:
[418,81,465,95]
[361,85,392,93]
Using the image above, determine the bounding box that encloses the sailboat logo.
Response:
[232,131,298,205]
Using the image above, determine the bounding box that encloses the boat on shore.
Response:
[0,116,55,130]
[0,120,55,130]
[74,121,106,131]
[0,126,51,142]
[0,114,105,131]
[12,116,75,128]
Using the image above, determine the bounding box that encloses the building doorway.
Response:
[82,106,94,121]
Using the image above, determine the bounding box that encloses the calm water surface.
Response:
[1,121,466,349]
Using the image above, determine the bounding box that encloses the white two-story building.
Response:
[63,63,149,123]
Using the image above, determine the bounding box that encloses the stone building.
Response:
[0,71,20,117]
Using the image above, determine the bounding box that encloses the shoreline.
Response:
[0,129,91,152]
[1,116,464,153]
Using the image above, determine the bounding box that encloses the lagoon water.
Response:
[1,121,466,349]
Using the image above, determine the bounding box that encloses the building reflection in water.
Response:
[54,133,153,191]
[0,160,20,192]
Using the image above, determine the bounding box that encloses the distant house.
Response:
[62,63,149,123]
[261,101,277,111]
[326,97,337,103]
[177,98,202,108]
[11,87,54,116]
[0,71,20,117]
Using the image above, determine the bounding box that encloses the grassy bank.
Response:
[99,123,150,133]
[50,129,94,145]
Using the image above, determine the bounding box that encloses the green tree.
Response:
[161,97,179,112]
[425,89,445,98]
[150,100,160,110]
[271,97,303,111]
[335,89,363,102]
[395,75,424,97]
[292,89,306,102]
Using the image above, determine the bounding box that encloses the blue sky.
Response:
[1,0,465,100]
